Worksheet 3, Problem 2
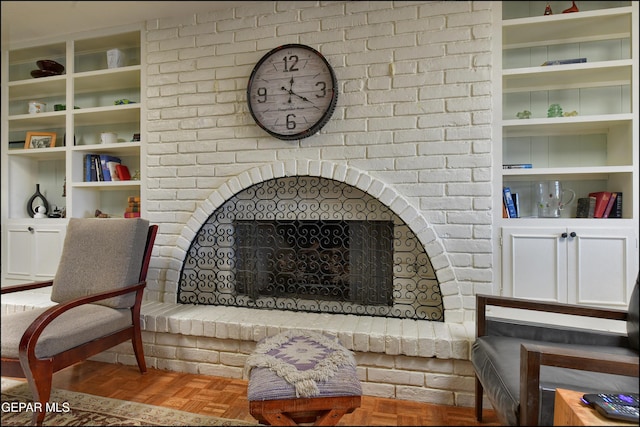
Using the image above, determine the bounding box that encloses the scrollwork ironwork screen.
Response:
[178,176,444,321]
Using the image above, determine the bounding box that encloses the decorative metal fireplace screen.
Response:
[178,176,444,321]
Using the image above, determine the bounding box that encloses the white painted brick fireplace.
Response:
[3,1,496,407]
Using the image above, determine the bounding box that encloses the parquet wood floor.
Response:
[39,360,499,426]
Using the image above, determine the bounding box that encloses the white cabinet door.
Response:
[4,222,66,285]
[501,226,568,302]
[567,227,638,309]
[501,226,638,308]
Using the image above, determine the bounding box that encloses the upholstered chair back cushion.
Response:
[628,273,639,351]
[51,218,150,309]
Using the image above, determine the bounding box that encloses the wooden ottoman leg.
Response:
[250,396,361,426]
[246,331,362,426]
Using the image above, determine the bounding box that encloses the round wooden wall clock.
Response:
[247,44,338,141]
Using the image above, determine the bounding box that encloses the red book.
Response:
[602,192,618,218]
[115,164,131,180]
[588,192,611,218]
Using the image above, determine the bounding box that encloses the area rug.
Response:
[1,378,256,426]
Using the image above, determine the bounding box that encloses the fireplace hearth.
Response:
[178,176,444,320]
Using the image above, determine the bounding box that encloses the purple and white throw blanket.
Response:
[245,329,357,398]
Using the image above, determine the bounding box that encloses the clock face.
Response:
[247,44,338,140]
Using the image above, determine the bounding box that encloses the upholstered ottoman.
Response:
[245,329,362,426]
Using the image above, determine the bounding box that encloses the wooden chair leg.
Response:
[132,301,147,374]
[475,376,483,421]
[23,359,54,426]
[131,330,147,373]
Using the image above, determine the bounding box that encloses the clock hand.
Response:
[281,86,293,103]
[280,86,313,103]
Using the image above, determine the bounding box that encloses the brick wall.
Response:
[137,0,495,406]
[144,0,494,320]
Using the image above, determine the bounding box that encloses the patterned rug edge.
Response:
[1,378,257,426]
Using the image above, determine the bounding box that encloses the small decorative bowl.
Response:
[36,59,65,74]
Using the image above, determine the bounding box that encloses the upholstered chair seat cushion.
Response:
[1,305,132,359]
[51,218,149,309]
[472,336,639,426]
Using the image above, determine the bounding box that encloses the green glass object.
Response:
[547,104,563,118]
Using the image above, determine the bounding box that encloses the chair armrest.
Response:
[519,342,639,425]
[18,281,146,362]
[476,294,628,337]
[1,280,54,294]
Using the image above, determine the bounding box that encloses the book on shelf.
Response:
[541,58,586,66]
[602,192,618,218]
[610,192,623,218]
[94,155,104,181]
[84,154,98,182]
[503,187,518,218]
[99,155,121,181]
[511,192,520,218]
[576,197,596,218]
[116,164,131,180]
[107,161,121,181]
[588,191,611,218]
[503,163,532,169]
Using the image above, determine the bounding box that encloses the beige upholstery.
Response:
[1,305,131,359]
[51,217,149,308]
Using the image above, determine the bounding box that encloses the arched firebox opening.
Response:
[178,175,444,321]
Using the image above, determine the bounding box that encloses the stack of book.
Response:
[576,192,623,218]
[124,196,141,218]
[502,187,520,218]
[84,154,131,181]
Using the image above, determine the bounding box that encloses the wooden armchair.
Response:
[1,218,157,425]
[471,273,639,425]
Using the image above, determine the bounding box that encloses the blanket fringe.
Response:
[246,329,356,398]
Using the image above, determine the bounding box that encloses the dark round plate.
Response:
[31,69,60,78]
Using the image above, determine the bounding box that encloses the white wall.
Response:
[143,1,495,324]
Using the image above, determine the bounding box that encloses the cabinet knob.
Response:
[561,232,568,238]
[28,226,34,232]
[570,231,577,238]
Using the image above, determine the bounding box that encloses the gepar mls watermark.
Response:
[2,401,71,413]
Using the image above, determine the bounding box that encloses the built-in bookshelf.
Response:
[498,1,636,221]
[1,25,144,284]
[492,1,638,308]
[2,27,143,221]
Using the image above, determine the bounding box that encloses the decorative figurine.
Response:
[563,110,578,117]
[26,183,50,218]
[95,209,111,218]
[544,3,553,15]
[516,110,532,119]
[548,104,563,117]
[563,1,579,13]
[34,205,48,219]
